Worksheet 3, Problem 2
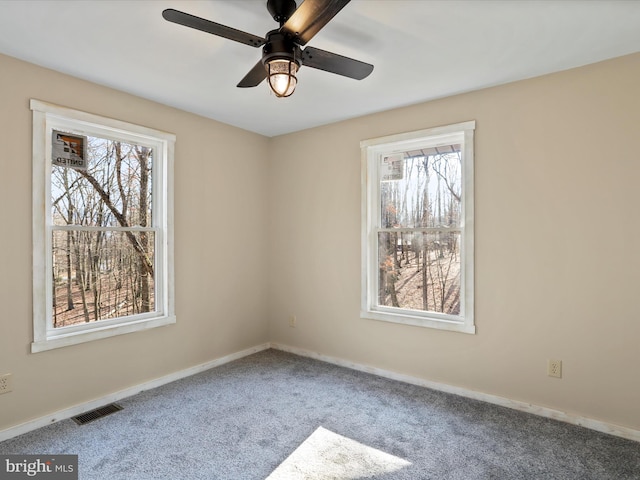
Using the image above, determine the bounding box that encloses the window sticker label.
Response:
[381,154,404,181]
[52,130,87,170]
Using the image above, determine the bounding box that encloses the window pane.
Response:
[51,229,155,327]
[51,137,153,228]
[379,149,462,229]
[377,231,460,315]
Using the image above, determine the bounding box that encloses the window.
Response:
[31,100,175,352]
[361,121,475,333]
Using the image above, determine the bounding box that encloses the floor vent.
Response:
[72,403,123,425]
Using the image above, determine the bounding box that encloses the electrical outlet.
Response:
[289,315,297,328]
[0,373,12,394]
[548,360,562,378]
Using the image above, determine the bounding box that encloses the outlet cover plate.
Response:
[0,373,12,394]
[548,360,562,378]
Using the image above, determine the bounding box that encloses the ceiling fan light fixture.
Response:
[266,58,299,97]
[163,1,374,96]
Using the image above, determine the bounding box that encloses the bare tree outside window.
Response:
[377,150,462,315]
[51,137,155,327]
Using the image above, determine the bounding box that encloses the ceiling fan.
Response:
[162,0,374,98]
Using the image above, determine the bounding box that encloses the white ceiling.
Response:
[1,0,639,137]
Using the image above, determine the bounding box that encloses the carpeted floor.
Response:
[1,349,639,479]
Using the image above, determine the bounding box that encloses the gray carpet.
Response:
[1,349,639,479]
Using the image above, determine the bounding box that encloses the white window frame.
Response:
[31,99,176,352]
[361,121,475,334]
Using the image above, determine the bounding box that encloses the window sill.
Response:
[361,309,475,334]
[31,315,176,353]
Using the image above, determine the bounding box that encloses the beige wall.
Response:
[0,53,270,431]
[268,53,640,431]
[2,50,639,436]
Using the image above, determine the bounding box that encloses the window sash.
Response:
[371,228,465,322]
[49,227,160,330]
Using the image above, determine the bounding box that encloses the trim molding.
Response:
[270,343,640,443]
[0,343,270,443]
[2,341,638,444]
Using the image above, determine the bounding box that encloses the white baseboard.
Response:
[271,342,640,443]
[0,343,271,443]
[3,341,638,444]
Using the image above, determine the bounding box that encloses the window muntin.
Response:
[32,100,175,352]
[361,122,475,333]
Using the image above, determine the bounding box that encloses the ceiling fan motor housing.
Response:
[262,30,301,68]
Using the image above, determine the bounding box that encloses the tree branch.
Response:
[77,170,154,278]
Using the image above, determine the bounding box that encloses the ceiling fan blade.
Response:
[281,0,351,46]
[162,9,265,48]
[237,60,268,88]
[301,46,373,80]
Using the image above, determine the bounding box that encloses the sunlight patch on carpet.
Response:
[266,426,411,479]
